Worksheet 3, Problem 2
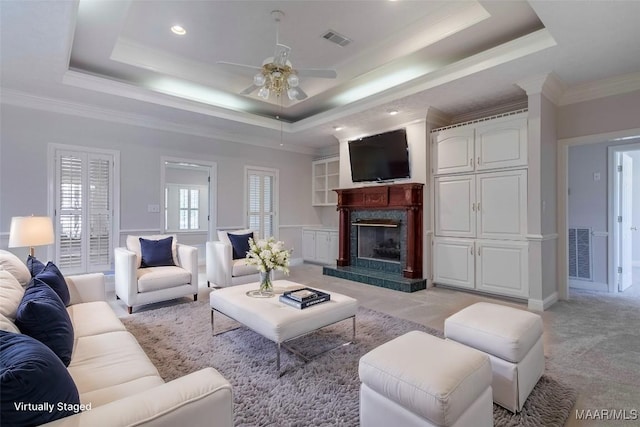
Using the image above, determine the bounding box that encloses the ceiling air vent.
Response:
[322,30,351,47]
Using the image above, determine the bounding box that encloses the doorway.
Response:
[610,144,640,294]
[161,158,217,261]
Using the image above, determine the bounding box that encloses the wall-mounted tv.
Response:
[348,128,410,183]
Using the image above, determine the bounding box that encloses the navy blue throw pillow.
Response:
[140,236,175,267]
[15,279,74,366]
[0,331,80,426]
[27,255,46,277]
[34,261,71,306]
[228,232,253,260]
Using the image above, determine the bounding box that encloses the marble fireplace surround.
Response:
[334,183,424,279]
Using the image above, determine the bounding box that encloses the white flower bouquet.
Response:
[245,236,292,275]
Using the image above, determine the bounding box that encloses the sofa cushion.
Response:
[217,229,253,247]
[0,331,80,426]
[68,331,161,395]
[34,261,71,306]
[232,258,259,277]
[136,266,192,292]
[67,301,126,338]
[0,313,20,333]
[79,376,165,407]
[126,234,177,268]
[140,236,175,267]
[15,278,74,366]
[0,249,31,286]
[228,232,253,260]
[27,254,46,276]
[0,270,25,320]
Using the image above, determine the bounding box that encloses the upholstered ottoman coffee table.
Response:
[359,331,493,427]
[210,280,358,375]
[445,302,544,412]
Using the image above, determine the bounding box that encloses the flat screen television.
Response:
[348,128,410,182]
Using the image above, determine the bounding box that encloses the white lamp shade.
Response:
[9,216,55,248]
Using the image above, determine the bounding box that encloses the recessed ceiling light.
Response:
[171,25,186,36]
[333,126,344,131]
[388,110,399,116]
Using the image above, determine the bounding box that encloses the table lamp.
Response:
[8,216,55,257]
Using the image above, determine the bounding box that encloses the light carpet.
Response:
[121,299,576,427]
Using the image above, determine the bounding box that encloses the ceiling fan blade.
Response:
[217,61,262,73]
[240,84,259,95]
[293,87,308,100]
[273,44,291,67]
[296,68,337,79]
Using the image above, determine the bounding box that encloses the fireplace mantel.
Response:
[334,183,423,279]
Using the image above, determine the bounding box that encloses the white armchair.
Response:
[206,229,260,288]
[115,235,198,314]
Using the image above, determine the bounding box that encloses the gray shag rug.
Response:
[121,299,576,427]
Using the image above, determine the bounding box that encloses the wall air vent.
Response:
[568,227,593,281]
[322,30,351,47]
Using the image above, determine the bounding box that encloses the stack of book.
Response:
[279,287,330,309]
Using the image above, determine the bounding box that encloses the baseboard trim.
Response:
[528,292,558,311]
[569,279,608,292]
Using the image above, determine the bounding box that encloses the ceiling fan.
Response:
[217,10,337,101]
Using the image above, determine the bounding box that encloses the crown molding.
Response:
[425,107,451,128]
[0,89,317,155]
[559,72,640,106]
[517,72,566,104]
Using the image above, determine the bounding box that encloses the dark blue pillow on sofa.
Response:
[140,236,175,267]
[0,330,80,426]
[228,232,253,260]
[15,278,74,366]
[27,255,46,276]
[34,261,71,306]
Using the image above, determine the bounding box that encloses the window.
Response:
[51,146,118,274]
[165,185,207,232]
[246,167,278,239]
[179,188,199,230]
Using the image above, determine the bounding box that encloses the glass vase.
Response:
[258,270,274,295]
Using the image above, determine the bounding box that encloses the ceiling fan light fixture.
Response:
[286,74,299,87]
[287,87,299,100]
[258,86,270,99]
[253,73,266,86]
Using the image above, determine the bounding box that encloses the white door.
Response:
[476,240,529,298]
[315,231,330,264]
[302,230,316,261]
[434,127,475,175]
[433,238,475,289]
[619,153,633,291]
[435,175,476,238]
[475,117,527,171]
[476,170,527,240]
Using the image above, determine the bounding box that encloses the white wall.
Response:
[0,104,322,265]
[630,151,640,265]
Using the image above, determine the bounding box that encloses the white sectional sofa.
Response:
[1,252,233,427]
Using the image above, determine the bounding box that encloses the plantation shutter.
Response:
[55,149,114,274]
[247,168,276,239]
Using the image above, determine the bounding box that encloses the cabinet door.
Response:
[302,230,316,261]
[434,127,474,175]
[435,175,476,238]
[433,238,475,289]
[475,117,527,171]
[476,240,528,298]
[476,170,527,240]
[315,231,330,264]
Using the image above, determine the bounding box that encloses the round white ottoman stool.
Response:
[359,331,493,427]
[444,302,544,413]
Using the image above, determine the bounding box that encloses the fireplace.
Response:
[356,220,401,263]
[328,183,424,284]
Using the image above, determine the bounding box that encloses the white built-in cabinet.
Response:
[432,114,530,299]
[433,116,527,175]
[302,228,338,264]
[312,157,340,206]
